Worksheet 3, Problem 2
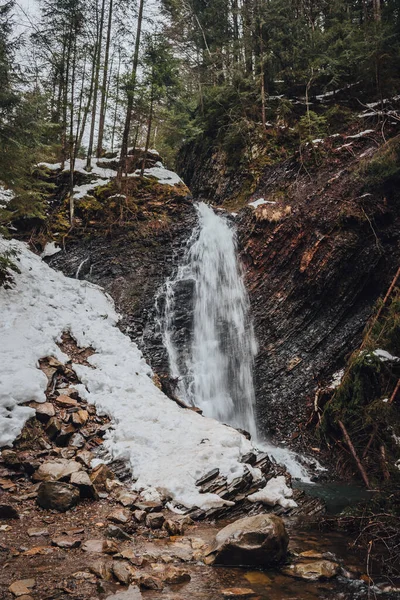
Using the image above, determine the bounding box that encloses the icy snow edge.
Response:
[0,238,252,510]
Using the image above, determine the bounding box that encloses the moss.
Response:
[357,135,400,188]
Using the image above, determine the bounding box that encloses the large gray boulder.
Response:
[207,514,288,567]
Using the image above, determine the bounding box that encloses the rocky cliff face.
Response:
[178,129,400,448]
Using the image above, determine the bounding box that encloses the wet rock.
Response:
[69,432,86,448]
[37,481,80,511]
[27,527,49,537]
[90,463,115,489]
[52,536,81,549]
[70,470,98,499]
[105,585,142,599]
[136,574,164,590]
[133,510,146,523]
[112,560,136,585]
[108,508,131,524]
[33,458,82,482]
[116,490,138,508]
[221,589,257,598]
[208,514,288,567]
[145,512,165,530]
[163,566,191,584]
[76,449,94,468]
[282,560,339,581]
[30,402,55,422]
[8,579,35,597]
[106,525,132,540]
[0,504,19,519]
[89,559,113,581]
[45,417,62,439]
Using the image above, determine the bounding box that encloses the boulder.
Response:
[8,579,35,597]
[69,432,86,448]
[90,463,115,489]
[282,560,339,581]
[0,504,19,519]
[33,459,82,482]
[76,449,94,468]
[70,470,98,499]
[45,417,62,440]
[108,508,131,524]
[116,490,138,508]
[37,481,80,511]
[162,566,191,584]
[51,536,81,549]
[30,402,55,422]
[89,559,114,581]
[207,514,288,567]
[112,560,136,585]
[145,512,165,530]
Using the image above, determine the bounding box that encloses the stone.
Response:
[134,501,163,513]
[221,589,257,598]
[51,536,81,549]
[30,402,55,422]
[137,575,164,590]
[56,394,78,407]
[69,432,86,448]
[57,387,79,399]
[89,559,113,581]
[45,417,62,440]
[112,560,135,585]
[282,560,339,581]
[70,471,98,499]
[117,549,144,566]
[22,546,54,556]
[106,525,132,540]
[71,410,89,425]
[116,490,138,508]
[27,527,49,537]
[133,510,146,523]
[0,504,19,519]
[76,449,94,468]
[163,519,184,536]
[55,424,76,446]
[8,579,35,597]
[145,512,165,530]
[16,597,34,600]
[108,508,131,524]
[37,481,80,512]
[208,514,288,567]
[163,566,191,584]
[1,449,21,468]
[82,539,105,553]
[33,459,82,482]
[105,585,142,600]
[90,463,115,489]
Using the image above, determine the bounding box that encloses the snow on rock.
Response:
[373,349,400,362]
[248,476,297,509]
[248,198,277,209]
[132,164,183,187]
[328,369,345,390]
[0,237,253,509]
[0,185,14,206]
[41,242,61,258]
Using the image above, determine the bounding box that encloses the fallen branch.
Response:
[338,420,371,489]
[389,378,400,405]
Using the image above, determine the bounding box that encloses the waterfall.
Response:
[161,202,258,438]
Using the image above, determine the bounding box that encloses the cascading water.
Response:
[161,202,258,438]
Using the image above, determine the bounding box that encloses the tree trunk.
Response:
[77,45,97,152]
[96,0,113,157]
[140,82,154,177]
[86,0,106,171]
[117,0,145,186]
[61,28,73,169]
[111,49,121,153]
[69,33,78,225]
[373,0,381,22]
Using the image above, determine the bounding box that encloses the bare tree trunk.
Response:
[373,0,381,22]
[86,0,106,171]
[61,28,73,169]
[140,82,154,177]
[338,420,371,489]
[96,0,113,157]
[117,0,145,186]
[69,32,78,225]
[111,49,121,153]
[77,45,97,151]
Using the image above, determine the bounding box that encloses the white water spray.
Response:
[162,202,258,438]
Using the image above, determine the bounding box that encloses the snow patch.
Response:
[41,242,61,258]
[248,475,297,508]
[328,369,345,390]
[132,165,183,186]
[248,198,277,209]
[373,349,399,362]
[0,185,14,206]
[0,237,253,509]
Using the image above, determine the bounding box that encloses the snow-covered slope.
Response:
[0,238,252,509]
